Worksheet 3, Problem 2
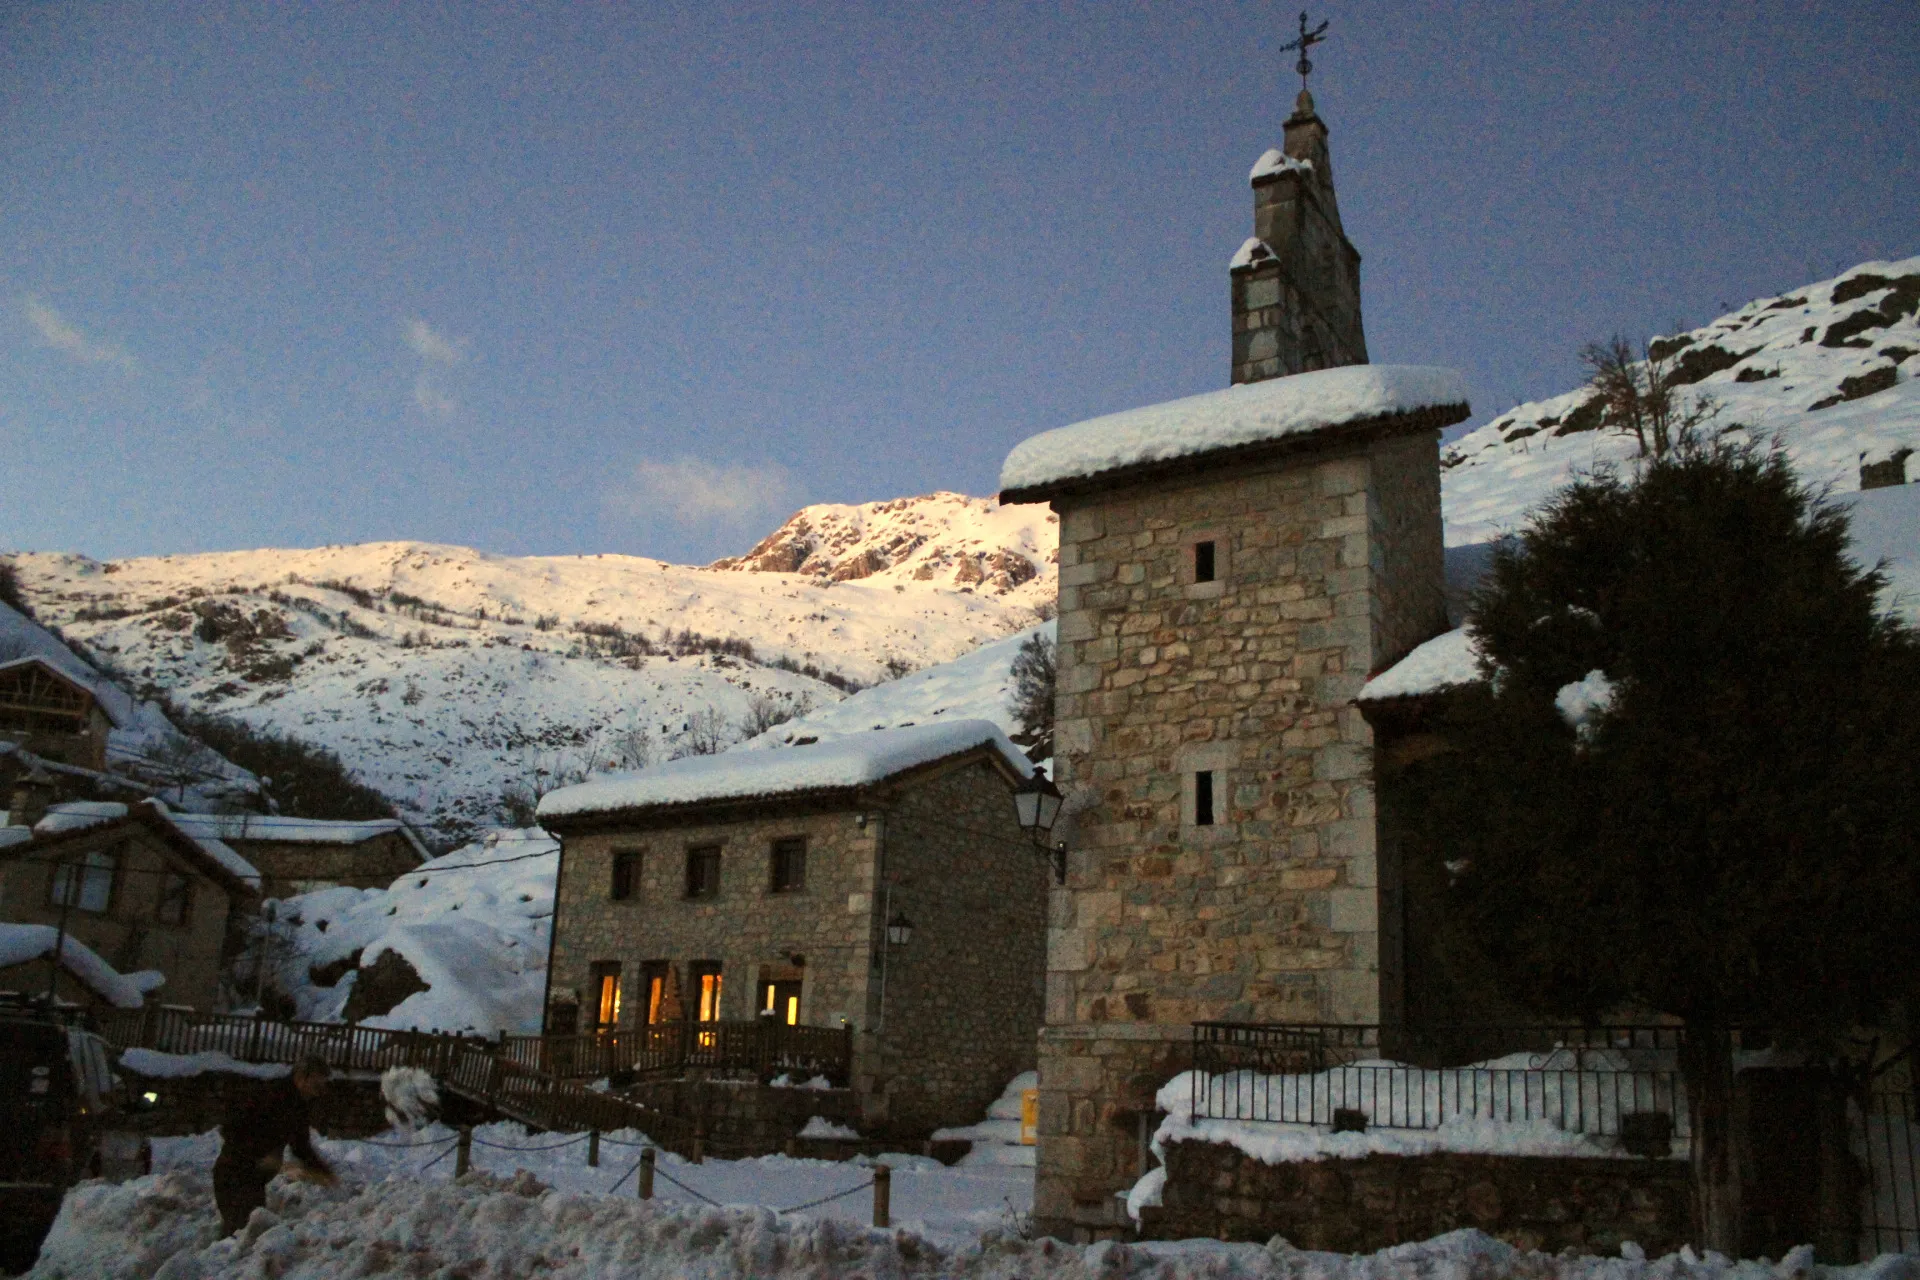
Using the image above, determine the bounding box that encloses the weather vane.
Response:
[1278,11,1330,91]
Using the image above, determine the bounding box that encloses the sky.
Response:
[2,2,1915,566]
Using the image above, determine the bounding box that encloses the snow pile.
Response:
[0,923,155,1008]
[999,366,1470,496]
[1135,1052,1686,1209]
[796,1115,860,1140]
[29,1135,1920,1280]
[120,1048,289,1080]
[1229,237,1277,270]
[1555,670,1618,740]
[739,623,1051,752]
[1249,147,1313,181]
[539,720,1031,820]
[380,1066,440,1130]
[1358,629,1481,702]
[932,1071,1038,1170]
[1443,255,1920,548]
[256,828,558,1034]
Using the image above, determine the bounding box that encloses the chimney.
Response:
[9,765,55,830]
[1231,89,1369,385]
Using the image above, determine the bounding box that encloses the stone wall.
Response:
[622,1078,861,1157]
[230,831,424,897]
[548,805,878,1038]
[1145,1140,1695,1255]
[118,1068,394,1139]
[862,760,1046,1135]
[1035,430,1449,1237]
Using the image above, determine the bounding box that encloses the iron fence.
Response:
[1189,1022,1691,1148]
[1858,1078,1920,1257]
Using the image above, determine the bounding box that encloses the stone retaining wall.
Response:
[1142,1140,1694,1255]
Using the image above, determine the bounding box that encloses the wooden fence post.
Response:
[587,1130,600,1167]
[455,1126,472,1177]
[639,1147,655,1199]
[872,1163,891,1229]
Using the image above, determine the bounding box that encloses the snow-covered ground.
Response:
[1442,256,1920,547]
[9,494,1055,841]
[29,1128,1920,1280]
[252,828,557,1034]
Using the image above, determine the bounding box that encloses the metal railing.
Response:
[503,1018,853,1083]
[1189,1022,1691,1145]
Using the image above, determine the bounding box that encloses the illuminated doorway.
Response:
[758,978,802,1025]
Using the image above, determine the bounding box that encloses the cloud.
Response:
[20,298,138,372]
[403,317,466,416]
[606,456,805,535]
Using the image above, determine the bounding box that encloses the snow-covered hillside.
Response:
[255,828,557,1035]
[1444,255,1920,546]
[8,495,1057,840]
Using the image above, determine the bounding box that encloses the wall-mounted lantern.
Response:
[885,912,914,948]
[1013,765,1068,884]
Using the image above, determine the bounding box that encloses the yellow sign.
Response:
[1019,1089,1039,1145]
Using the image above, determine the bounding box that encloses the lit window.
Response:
[1194,771,1215,826]
[698,971,723,1022]
[51,848,116,914]
[590,963,621,1030]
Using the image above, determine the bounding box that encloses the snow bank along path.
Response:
[32,1140,1920,1280]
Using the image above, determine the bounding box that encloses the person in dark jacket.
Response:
[213,1054,338,1235]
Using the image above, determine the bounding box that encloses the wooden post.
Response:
[587,1130,600,1168]
[639,1147,655,1199]
[455,1125,472,1177]
[872,1163,891,1229]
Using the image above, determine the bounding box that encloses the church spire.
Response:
[1230,15,1367,385]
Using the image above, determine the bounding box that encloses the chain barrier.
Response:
[415,1140,459,1173]
[771,1175,878,1215]
[471,1134,588,1152]
[649,1162,725,1207]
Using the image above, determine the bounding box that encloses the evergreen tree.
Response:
[1405,442,1920,1251]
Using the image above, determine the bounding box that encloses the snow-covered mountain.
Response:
[1443,255,1920,546]
[7,494,1057,841]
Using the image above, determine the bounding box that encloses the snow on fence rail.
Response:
[1190,1022,1692,1144]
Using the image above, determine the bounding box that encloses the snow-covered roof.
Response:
[25,800,262,890]
[1358,628,1483,703]
[1249,147,1312,182]
[999,365,1470,501]
[538,719,1033,822]
[0,924,157,1008]
[1228,237,1276,271]
[166,812,427,858]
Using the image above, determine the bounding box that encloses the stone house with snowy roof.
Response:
[536,720,1048,1136]
[0,799,261,1009]
[164,813,428,900]
[997,87,1470,1237]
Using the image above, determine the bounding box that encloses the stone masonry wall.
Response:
[231,832,424,898]
[1146,1140,1694,1256]
[1035,432,1449,1237]
[548,807,879,1040]
[864,759,1046,1135]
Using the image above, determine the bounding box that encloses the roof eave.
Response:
[999,401,1469,507]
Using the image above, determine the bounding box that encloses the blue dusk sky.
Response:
[3,2,1915,564]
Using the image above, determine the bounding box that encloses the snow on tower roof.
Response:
[537,719,1032,822]
[998,365,1469,502]
[1249,147,1312,182]
[1358,627,1483,703]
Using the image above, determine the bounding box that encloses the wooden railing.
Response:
[96,1005,852,1154]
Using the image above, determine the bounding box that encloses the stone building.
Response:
[0,798,262,1009]
[164,813,428,899]
[536,720,1049,1136]
[998,92,1468,1236]
[0,657,114,772]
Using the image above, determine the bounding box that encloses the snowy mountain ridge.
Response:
[1442,254,1920,546]
[8,494,1057,841]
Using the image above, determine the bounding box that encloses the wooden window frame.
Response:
[155,870,193,928]
[685,845,721,900]
[588,961,622,1031]
[689,961,724,1024]
[49,845,118,915]
[769,836,806,894]
[610,849,640,901]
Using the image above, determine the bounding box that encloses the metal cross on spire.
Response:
[1278,10,1330,91]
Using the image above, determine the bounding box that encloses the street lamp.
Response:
[885,912,914,948]
[1013,766,1068,884]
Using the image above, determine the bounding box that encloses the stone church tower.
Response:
[999,90,1468,1240]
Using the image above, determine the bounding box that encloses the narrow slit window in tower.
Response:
[1195,770,1215,826]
